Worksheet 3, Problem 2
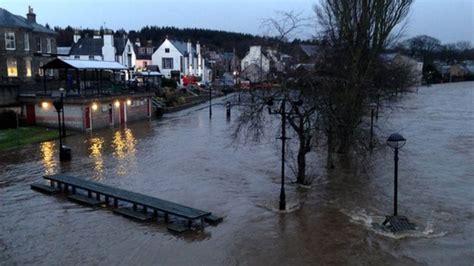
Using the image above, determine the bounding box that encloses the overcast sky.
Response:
[2,0,473,44]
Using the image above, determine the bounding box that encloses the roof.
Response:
[114,37,126,55]
[300,44,318,57]
[169,39,195,55]
[69,38,103,56]
[57,47,71,56]
[41,58,127,70]
[0,8,56,34]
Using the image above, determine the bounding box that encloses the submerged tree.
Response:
[314,0,415,167]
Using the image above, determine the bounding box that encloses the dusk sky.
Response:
[2,0,473,44]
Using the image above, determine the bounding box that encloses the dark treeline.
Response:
[54,25,316,57]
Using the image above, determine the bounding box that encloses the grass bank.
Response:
[0,127,59,151]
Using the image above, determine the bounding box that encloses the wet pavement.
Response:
[0,82,473,265]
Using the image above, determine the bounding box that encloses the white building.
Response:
[63,30,136,75]
[151,38,209,83]
[241,46,270,74]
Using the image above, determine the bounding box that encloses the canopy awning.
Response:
[135,71,162,76]
[41,58,127,70]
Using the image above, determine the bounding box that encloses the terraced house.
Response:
[0,7,56,88]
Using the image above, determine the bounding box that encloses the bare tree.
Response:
[314,0,414,167]
[233,11,318,184]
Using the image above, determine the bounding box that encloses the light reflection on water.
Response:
[40,141,56,175]
[112,128,137,176]
[89,137,105,180]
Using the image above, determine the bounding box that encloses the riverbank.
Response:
[0,127,59,151]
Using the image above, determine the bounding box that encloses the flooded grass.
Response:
[0,127,58,151]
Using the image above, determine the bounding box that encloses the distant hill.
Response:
[54,25,315,58]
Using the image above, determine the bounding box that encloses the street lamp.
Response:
[266,96,302,211]
[53,93,71,161]
[59,88,66,138]
[386,133,406,217]
[381,133,415,233]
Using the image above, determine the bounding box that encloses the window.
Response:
[24,33,30,51]
[147,47,153,54]
[5,32,15,50]
[36,37,42,52]
[7,58,18,77]
[162,58,173,69]
[46,38,52,53]
[165,48,170,53]
[127,45,131,53]
[25,58,32,77]
[139,47,146,54]
[89,55,95,60]
[74,55,80,59]
[38,62,44,76]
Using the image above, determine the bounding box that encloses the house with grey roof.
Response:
[62,29,136,76]
[0,6,57,86]
[151,38,210,83]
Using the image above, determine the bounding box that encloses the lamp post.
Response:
[59,88,66,138]
[267,97,302,211]
[386,133,406,216]
[369,103,377,149]
[209,85,212,118]
[53,89,71,161]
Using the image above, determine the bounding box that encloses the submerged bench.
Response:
[39,174,218,231]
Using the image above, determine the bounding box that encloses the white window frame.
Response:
[25,58,32,77]
[46,38,52,53]
[5,32,16,50]
[36,37,42,52]
[7,58,18,77]
[24,33,30,51]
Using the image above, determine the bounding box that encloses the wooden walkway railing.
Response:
[31,175,222,232]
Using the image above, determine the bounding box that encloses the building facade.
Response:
[151,38,209,83]
[0,7,57,86]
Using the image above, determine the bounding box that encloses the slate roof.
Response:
[0,8,56,34]
[299,44,317,57]
[69,38,103,56]
[114,37,126,55]
[169,40,195,56]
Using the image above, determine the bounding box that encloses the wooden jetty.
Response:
[32,174,222,233]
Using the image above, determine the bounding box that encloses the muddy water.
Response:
[1,82,473,265]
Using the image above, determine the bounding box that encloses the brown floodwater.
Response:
[0,82,473,265]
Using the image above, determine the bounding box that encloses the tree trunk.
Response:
[296,134,306,184]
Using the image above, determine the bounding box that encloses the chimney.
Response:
[187,39,192,54]
[26,6,36,23]
[135,38,141,47]
[103,29,114,46]
[196,41,201,55]
[93,30,101,39]
[73,29,81,43]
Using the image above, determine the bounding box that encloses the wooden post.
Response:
[143,206,147,213]
[96,193,100,201]
[105,195,109,205]
[72,186,76,194]
[114,198,118,208]
[133,203,137,211]
[153,209,158,218]
[88,191,92,198]
[164,213,169,222]
[64,184,68,193]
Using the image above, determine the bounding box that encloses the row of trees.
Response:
[53,25,316,58]
[234,0,417,185]
[394,35,474,64]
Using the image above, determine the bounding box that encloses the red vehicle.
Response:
[182,75,198,86]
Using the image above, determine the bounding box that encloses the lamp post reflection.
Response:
[112,128,137,176]
[89,137,105,180]
[40,141,56,175]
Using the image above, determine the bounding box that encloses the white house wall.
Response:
[152,39,183,78]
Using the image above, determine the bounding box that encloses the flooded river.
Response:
[1,82,473,265]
